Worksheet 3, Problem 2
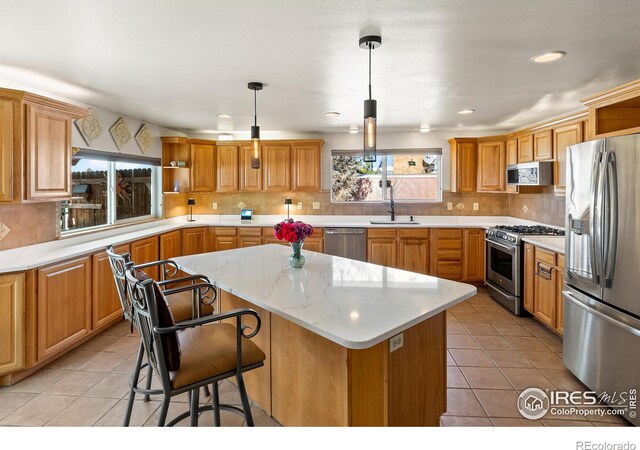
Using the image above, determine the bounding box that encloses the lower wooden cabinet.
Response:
[130,236,160,279]
[92,245,128,331]
[0,274,24,376]
[367,229,397,268]
[213,227,238,251]
[397,229,430,274]
[524,244,565,335]
[181,227,207,255]
[238,227,263,248]
[430,229,463,280]
[37,257,92,361]
[160,230,182,260]
[523,243,535,312]
[463,229,485,281]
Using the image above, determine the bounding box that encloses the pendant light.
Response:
[248,82,264,169]
[359,35,381,162]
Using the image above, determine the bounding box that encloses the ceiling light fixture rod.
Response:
[248,81,264,169]
[359,35,381,163]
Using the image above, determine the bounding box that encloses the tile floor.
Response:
[0,289,631,427]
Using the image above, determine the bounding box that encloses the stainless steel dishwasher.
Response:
[323,228,367,261]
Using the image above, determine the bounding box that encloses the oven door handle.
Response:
[485,238,517,254]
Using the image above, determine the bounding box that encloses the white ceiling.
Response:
[1,0,640,135]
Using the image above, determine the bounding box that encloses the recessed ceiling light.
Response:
[324,111,340,117]
[530,51,566,63]
[419,127,431,133]
[457,109,475,115]
[217,134,234,141]
[217,114,233,119]
[349,127,359,134]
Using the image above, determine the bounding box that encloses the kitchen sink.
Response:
[369,220,420,225]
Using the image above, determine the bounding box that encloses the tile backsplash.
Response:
[0,203,58,251]
[507,187,565,227]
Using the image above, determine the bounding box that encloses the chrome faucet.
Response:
[388,185,395,221]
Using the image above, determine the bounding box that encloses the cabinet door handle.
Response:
[534,263,554,280]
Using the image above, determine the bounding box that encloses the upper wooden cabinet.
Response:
[263,144,291,192]
[517,134,533,163]
[533,129,553,161]
[0,273,24,376]
[161,137,191,193]
[553,122,583,191]
[291,142,322,192]
[240,144,262,192]
[505,138,518,194]
[190,140,215,192]
[216,144,239,192]
[477,139,506,192]
[0,88,87,203]
[582,79,640,139]
[448,138,477,193]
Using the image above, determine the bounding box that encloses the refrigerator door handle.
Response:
[603,152,618,288]
[564,290,640,338]
[589,147,603,284]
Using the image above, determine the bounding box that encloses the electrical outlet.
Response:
[237,201,246,210]
[212,202,218,210]
[473,202,479,211]
[447,202,453,211]
[297,202,303,210]
[390,333,404,352]
[312,202,320,210]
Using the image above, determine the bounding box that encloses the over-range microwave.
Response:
[506,161,554,185]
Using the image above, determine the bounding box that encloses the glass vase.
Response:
[289,241,305,269]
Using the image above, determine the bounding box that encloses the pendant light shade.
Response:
[359,35,381,163]
[248,82,264,169]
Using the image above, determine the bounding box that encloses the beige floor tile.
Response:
[587,409,632,425]
[472,335,516,350]
[5,369,69,394]
[473,389,521,418]
[447,367,469,388]
[522,323,558,339]
[461,322,501,336]
[481,313,516,324]
[0,392,37,420]
[484,350,533,368]
[81,335,122,352]
[447,334,481,349]
[444,389,487,417]
[77,352,131,372]
[538,335,563,352]
[143,400,194,427]
[249,405,279,427]
[450,304,476,314]
[46,397,118,426]
[94,398,162,427]
[470,304,507,315]
[218,380,244,406]
[45,370,107,396]
[491,323,533,337]
[452,312,486,323]
[46,350,99,370]
[84,372,132,399]
[491,417,543,426]
[0,394,77,426]
[506,336,550,352]
[542,419,593,426]
[538,369,586,391]
[441,416,492,426]
[99,321,132,337]
[104,336,141,353]
[499,368,555,390]
[197,409,248,427]
[112,353,141,374]
[446,350,456,366]
[521,351,566,370]
[449,349,495,367]
[459,367,512,389]
[446,312,459,323]
[447,322,468,335]
[591,419,632,427]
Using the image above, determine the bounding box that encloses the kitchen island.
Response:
[173,244,476,426]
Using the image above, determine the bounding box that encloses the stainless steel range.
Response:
[485,225,564,315]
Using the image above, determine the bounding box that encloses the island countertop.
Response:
[173,244,476,349]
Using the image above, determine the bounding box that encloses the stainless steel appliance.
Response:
[507,161,554,185]
[324,228,367,262]
[485,225,564,315]
[563,135,640,426]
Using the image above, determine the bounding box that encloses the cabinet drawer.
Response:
[398,228,429,239]
[215,227,237,236]
[435,229,463,239]
[239,227,262,236]
[437,249,463,261]
[535,248,556,266]
[436,261,462,280]
[368,229,397,239]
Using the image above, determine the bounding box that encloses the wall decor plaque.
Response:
[109,117,132,150]
[135,123,153,154]
[74,109,103,146]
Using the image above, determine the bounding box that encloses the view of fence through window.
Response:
[331,150,441,203]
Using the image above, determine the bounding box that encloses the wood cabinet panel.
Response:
[463,229,485,282]
[262,144,291,192]
[555,254,565,335]
[160,230,182,260]
[181,227,206,256]
[239,144,262,192]
[449,138,477,193]
[130,236,160,279]
[533,129,553,161]
[216,145,239,192]
[553,122,583,190]
[190,142,215,192]
[25,104,72,200]
[214,236,238,251]
[533,249,556,328]
[367,238,397,268]
[0,274,24,376]
[291,143,321,192]
[238,236,262,248]
[477,140,506,192]
[0,100,17,202]
[37,257,92,361]
[397,238,429,274]
[523,243,535,313]
[92,245,128,331]
[505,138,519,194]
[303,238,323,253]
[517,134,533,163]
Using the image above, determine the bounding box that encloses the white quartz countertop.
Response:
[0,214,547,273]
[521,236,566,254]
[173,245,477,349]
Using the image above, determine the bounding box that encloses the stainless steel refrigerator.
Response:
[564,134,640,426]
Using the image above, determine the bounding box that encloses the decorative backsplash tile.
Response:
[456,202,465,210]
[0,222,10,241]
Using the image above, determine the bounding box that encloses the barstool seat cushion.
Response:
[170,323,266,389]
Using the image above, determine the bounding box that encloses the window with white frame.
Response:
[331,148,442,203]
[60,151,159,233]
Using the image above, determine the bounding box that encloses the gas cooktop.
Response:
[487,225,564,244]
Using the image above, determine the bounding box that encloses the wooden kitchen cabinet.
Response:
[553,122,583,191]
[0,273,24,376]
[523,243,535,313]
[190,140,216,192]
[291,142,322,192]
[367,229,397,268]
[505,138,519,194]
[37,257,92,361]
[430,229,463,280]
[160,230,182,260]
[216,144,239,192]
[532,248,557,328]
[448,138,477,193]
[0,100,18,202]
[92,245,128,331]
[181,227,207,255]
[463,229,485,282]
[238,227,263,248]
[239,144,262,192]
[477,139,506,192]
[213,227,238,251]
[263,144,291,192]
[161,137,191,193]
[533,129,553,161]
[517,134,533,163]
[303,236,324,253]
[555,254,565,335]
[397,229,430,274]
[130,236,160,279]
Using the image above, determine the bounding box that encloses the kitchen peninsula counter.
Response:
[173,245,476,426]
